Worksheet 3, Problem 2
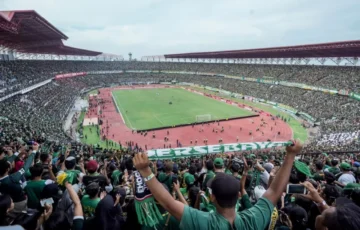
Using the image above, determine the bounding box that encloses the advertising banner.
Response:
[276,104,298,114]
[298,112,317,123]
[55,72,87,79]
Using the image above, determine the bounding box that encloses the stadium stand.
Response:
[0,10,360,230]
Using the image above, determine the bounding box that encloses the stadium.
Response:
[1,7,360,230]
[1,11,358,155]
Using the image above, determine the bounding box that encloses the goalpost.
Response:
[195,114,212,123]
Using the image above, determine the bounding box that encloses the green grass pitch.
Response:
[190,87,308,142]
[112,88,255,130]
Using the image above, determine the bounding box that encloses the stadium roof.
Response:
[0,10,102,56]
[164,40,360,59]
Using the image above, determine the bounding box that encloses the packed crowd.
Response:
[1,60,359,136]
[0,60,359,229]
[0,70,359,151]
[1,130,360,230]
[1,61,360,95]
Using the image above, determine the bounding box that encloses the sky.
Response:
[2,0,360,59]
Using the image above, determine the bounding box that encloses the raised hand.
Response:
[32,143,39,151]
[301,181,323,203]
[173,180,180,192]
[100,191,107,199]
[286,140,302,155]
[242,156,249,172]
[133,153,150,171]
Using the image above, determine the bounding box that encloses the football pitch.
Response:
[112,88,255,130]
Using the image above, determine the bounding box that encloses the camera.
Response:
[232,157,244,172]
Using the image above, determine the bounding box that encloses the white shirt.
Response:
[260,170,270,186]
[338,173,356,185]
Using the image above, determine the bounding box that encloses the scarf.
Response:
[134,171,163,227]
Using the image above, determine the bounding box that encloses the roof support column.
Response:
[281,58,287,65]
[294,58,302,65]
[329,57,343,65]
[316,58,326,65]
[345,57,358,66]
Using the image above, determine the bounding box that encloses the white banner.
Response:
[317,131,360,146]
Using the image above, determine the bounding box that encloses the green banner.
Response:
[298,112,317,123]
[0,116,8,121]
[258,99,278,106]
[147,141,292,159]
[350,92,360,101]
[205,86,218,92]
[276,104,298,114]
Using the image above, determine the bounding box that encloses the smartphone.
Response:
[40,198,54,207]
[200,193,209,204]
[286,184,306,194]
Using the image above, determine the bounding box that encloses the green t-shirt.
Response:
[239,194,253,211]
[81,195,100,218]
[328,167,341,175]
[225,169,232,175]
[141,212,180,230]
[111,170,122,186]
[234,174,242,181]
[180,197,274,230]
[313,172,324,181]
[0,151,36,202]
[158,172,173,193]
[182,172,190,187]
[202,170,215,189]
[180,188,188,199]
[6,154,16,163]
[24,180,51,209]
[53,151,60,158]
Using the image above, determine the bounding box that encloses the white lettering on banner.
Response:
[207,145,222,153]
[223,143,241,152]
[241,143,258,151]
[256,142,288,149]
[135,171,146,193]
[147,141,291,159]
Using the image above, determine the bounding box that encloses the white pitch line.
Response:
[153,113,165,125]
[112,93,134,130]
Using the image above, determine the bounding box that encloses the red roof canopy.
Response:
[165,40,360,59]
[0,10,102,56]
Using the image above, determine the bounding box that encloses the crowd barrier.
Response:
[133,114,259,132]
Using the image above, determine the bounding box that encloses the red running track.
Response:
[86,86,293,150]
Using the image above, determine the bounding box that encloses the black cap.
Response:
[324,171,336,183]
[85,182,100,193]
[207,173,240,203]
[287,205,308,227]
[41,183,62,200]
